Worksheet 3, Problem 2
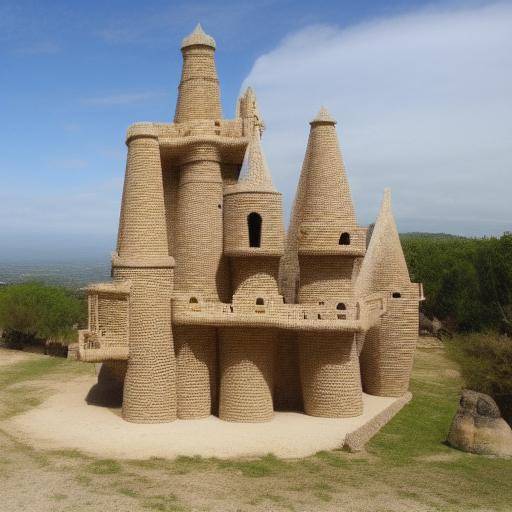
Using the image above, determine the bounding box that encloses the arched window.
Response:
[248,212,262,247]
[256,297,265,305]
[189,297,198,304]
[339,232,350,245]
[392,292,402,298]
[336,303,346,310]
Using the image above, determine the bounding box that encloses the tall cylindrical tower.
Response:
[173,142,229,419]
[114,123,177,423]
[219,132,284,422]
[174,24,222,123]
[295,108,366,418]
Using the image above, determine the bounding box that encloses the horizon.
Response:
[1,0,511,261]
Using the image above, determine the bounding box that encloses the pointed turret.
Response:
[295,107,366,255]
[236,130,275,192]
[356,189,411,297]
[358,189,420,397]
[174,24,222,123]
[223,131,284,257]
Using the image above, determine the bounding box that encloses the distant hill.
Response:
[400,232,470,240]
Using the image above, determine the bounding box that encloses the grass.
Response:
[1,347,512,511]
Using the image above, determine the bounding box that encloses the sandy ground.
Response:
[3,373,400,459]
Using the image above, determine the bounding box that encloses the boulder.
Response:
[447,390,512,457]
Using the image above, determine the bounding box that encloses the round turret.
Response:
[223,132,284,257]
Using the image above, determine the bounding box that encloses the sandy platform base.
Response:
[3,375,407,459]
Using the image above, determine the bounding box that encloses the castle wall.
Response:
[360,288,419,396]
[230,256,280,298]
[174,325,218,418]
[297,255,356,303]
[219,327,276,422]
[299,332,362,417]
[297,256,363,417]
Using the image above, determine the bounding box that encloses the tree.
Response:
[0,282,86,348]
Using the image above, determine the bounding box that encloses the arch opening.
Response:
[256,297,265,306]
[339,232,350,245]
[248,212,262,247]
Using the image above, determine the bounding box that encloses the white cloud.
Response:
[243,2,512,236]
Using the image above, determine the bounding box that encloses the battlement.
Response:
[172,292,386,332]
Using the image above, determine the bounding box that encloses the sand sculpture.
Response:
[78,24,423,423]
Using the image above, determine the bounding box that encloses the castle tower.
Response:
[172,25,230,419]
[356,189,420,396]
[295,108,366,417]
[219,130,285,421]
[174,24,222,123]
[114,123,177,423]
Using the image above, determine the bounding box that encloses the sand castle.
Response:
[78,24,423,424]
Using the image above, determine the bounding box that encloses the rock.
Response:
[447,390,512,457]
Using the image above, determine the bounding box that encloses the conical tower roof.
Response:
[299,107,357,228]
[181,23,216,49]
[234,131,277,193]
[356,189,411,296]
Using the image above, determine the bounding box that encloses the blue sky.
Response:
[1,0,511,261]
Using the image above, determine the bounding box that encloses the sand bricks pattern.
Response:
[117,129,169,258]
[174,153,230,302]
[223,193,284,256]
[116,267,177,423]
[175,325,218,418]
[360,294,419,396]
[174,27,222,123]
[298,255,356,303]
[219,327,276,422]
[299,332,363,417]
[230,257,280,297]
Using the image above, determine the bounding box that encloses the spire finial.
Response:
[310,106,336,125]
[181,23,216,49]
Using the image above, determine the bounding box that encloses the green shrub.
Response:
[401,232,512,332]
[446,331,512,424]
[0,282,86,348]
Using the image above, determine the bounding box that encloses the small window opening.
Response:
[336,303,346,310]
[214,120,221,127]
[189,297,198,304]
[319,301,325,306]
[392,292,402,298]
[339,232,350,245]
[256,298,265,306]
[229,305,233,313]
[217,203,222,209]
[248,212,262,247]
[317,313,322,320]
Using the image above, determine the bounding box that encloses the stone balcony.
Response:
[171,292,387,333]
